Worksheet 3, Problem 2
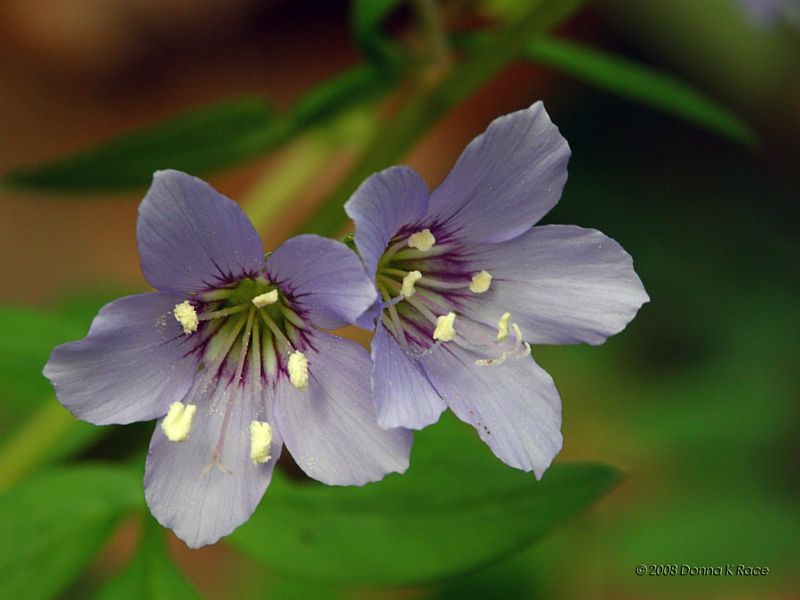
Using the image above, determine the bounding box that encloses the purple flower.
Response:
[738,0,800,26]
[44,170,411,548]
[345,102,649,478]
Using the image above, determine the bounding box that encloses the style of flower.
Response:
[44,170,411,548]
[345,102,649,478]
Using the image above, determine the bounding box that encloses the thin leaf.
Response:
[3,98,280,191]
[299,0,587,236]
[230,415,620,585]
[290,65,394,130]
[96,518,200,600]
[527,36,757,146]
[0,465,142,600]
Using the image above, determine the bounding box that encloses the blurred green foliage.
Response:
[231,414,619,585]
[0,0,796,598]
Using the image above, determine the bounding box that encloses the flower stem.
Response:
[296,0,585,238]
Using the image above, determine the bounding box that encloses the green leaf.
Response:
[97,518,200,600]
[351,0,405,68]
[526,36,757,146]
[300,0,586,237]
[231,415,620,585]
[0,465,142,600]
[0,307,86,409]
[3,98,280,191]
[290,65,393,130]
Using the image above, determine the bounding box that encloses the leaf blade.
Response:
[2,98,280,192]
[527,36,757,146]
[0,465,142,600]
[96,518,200,600]
[230,415,620,585]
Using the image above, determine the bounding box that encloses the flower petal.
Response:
[267,235,379,330]
[427,102,570,244]
[467,225,649,345]
[420,342,562,478]
[370,322,446,429]
[273,332,412,485]
[137,170,264,294]
[344,166,431,278]
[43,293,197,425]
[144,378,281,548]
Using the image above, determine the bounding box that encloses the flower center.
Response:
[375,228,529,365]
[166,277,311,470]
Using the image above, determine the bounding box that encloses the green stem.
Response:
[243,107,378,233]
[296,0,585,238]
[412,0,450,66]
[0,400,77,492]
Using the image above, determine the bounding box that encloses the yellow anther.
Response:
[173,301,198,334]
[496,312,511,342]
[252,290,279,308]
[161,402,197,442]
[288,351,309,391]
[469,270,493,294]
[407,229,436,251]
[433,312,457,342]
[249,421,273,464]
[401,270,422,297]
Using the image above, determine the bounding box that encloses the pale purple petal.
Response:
[43,293,197,425]
[370,322,446,429]
[137,170,264,294]
[427,102,570,244]
[420,342,562,478]
[466,225,649,345]
[266,235,378,330]
[144,379,281,548]
[344,166,431,278]
[273,332,412,485]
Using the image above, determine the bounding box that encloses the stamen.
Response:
[476,318,530,367]
[197,303,249,321]
[407,228,436,251]
[252,290,279,308]
[469,270,493,294]
[173,301,198,334]
[249,421,273,464]
[433,312,457,342]
[288,350,309,391]
[161,402,197,442]
[401,270,423,297]
[496,312,511,341]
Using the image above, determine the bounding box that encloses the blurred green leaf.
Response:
[0,465,142,600]
[351,0,405,68]
[3,98,279,191]
[300,0,587,236]
[231,415,620,585]
[0,307,86,409]
[290,65,393,130]
[96,518,199,600]
[526,37,757,146]
[0,291,129,486]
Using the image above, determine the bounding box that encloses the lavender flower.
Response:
[44,170,411,548]
[738,0,800,26]
[345,102,648,478]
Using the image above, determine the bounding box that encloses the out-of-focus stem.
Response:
[297,0,585,238]
[412,0,451,66]
[243,107,378,233]
[0,399,75,492]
